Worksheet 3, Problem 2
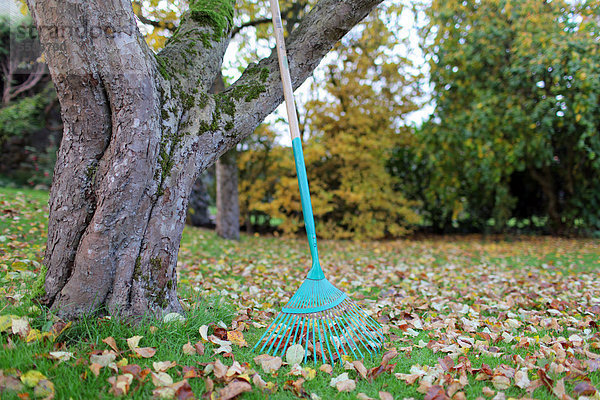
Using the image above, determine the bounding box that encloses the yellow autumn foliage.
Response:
[238,9,422,239]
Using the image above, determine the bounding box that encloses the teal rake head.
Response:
[253,276,384,365]
[252,138,384,365]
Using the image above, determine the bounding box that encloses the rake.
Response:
[252,0,384,365]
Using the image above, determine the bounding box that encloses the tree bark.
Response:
[216,149,240,240]
[28,0,383,319]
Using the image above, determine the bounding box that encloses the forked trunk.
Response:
[26,0,382,319]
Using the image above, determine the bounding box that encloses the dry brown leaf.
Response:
[218,380,252,400]
[353,360,368,380]
[153,361,176,373]
[182,341,195,355]
[127,336,143,351]
[135,347,157,358]
[357,393,375,400]
[194,341,205,355]
[491,375,510,390]
[379,391,394,400]
[336,378,356,392]
[253,354,282,373]
[151,372,173,387]
[514,369,530,389]
[213,359,228,380]
[108,373,133,396]
[102,336,119,352]
[319,364,333,375]
[424,385,449,400]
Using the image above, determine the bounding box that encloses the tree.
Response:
[419,0,600,234]
[26,0,382,319]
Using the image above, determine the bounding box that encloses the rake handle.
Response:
[269,0,324,280]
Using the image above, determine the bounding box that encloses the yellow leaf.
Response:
[126,335,143,351]
[26,329,44,343]
[0,315,18,332]
[21,370,47,387]
[227,330,248,347]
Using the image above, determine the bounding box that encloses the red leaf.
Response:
[574,381,596,396]
[424,385,449,400]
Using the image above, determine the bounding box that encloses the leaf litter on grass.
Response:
[0,189,599,399]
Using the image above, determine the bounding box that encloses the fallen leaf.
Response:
[48,351,73,362]
[336,378,356,392]
[357,394,375,400]
[33,379,55,400]
[182,342,195,355]
[424,385,448,400]
[127,336,143,351]
[163,313,186,324]
[218,380,252,400]
[253,354,283,373]
[102,337,119,353]
[153,361,176,372]
[11,318,30,338]
[90,351,117,367]
[108,374,133,396]
[213,359,228,380]
[286,344,304,365]
[353,360,368,379]
[319,364,333,375]
[573,381,596,396]
[379,391,393,400]
[194,341,205,355]
[199,325,209,341]
[514,369,530,389]
[227,330,248,347]
[492,375,510,390]
[152,372,174,387]
[135,347,157,358]
[20,371,47,388]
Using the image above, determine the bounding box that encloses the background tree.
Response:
[417,0,600,234]
[26,0,382,319]
[239,5,422,239]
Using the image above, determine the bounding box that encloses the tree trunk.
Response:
[216,149,240,240]
[186,173,214,228]
[27,0,383,319]
[528,166,565,234]
[211,70,240,240]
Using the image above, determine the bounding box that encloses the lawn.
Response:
[1,188,599,399]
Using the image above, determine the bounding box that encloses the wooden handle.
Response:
[269,0,302,141]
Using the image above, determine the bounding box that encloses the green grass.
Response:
[1,188,599,399]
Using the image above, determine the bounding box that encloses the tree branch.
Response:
[231,17,271,37]
[132,1,178,32]
[158,0,235,92]
[225,0,383,146]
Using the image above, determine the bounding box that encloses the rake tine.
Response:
[346,306,382,350]
[266,313,292,354]
[351,303,384,343]
[327,313,347,364]
[278,315,298,358]
[337,314,362,360]
[340,313,366,359]
[317,318,326,364]
[257,312,284,353]
[344,311,375,358]
[322,317,336,365]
